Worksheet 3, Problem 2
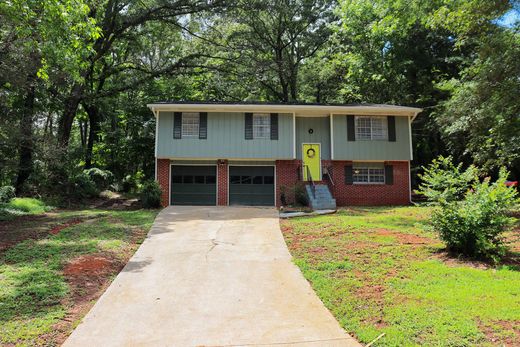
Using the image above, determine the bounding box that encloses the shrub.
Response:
[294,182,309,206]
[68,172,99,200]
[140,180,162,208]
[416,155,478,204]
[122,170,145,193]
[430,168,518,262]
[0,185,15,203]
[83,168,114,191]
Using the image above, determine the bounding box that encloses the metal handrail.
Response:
[324,166,334,186]
[304,165,316,199]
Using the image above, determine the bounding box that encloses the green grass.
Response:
[0,208,159,346]
[0,198,53,221]
[282,206,520,346]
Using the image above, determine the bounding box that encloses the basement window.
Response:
[353,165,385,184]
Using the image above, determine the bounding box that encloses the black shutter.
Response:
[347,115,355,141]
[388,116,396,142]
[199,112,207,139]
[385,165,394,185]
[270,113,278,140]
[345,165,354,185]
[173,112,182,139]
[245,113,253,140]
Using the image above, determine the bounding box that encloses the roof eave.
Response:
[146,103,423,118]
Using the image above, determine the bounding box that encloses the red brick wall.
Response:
[217,160,228,206]
[274,159,410,207]
[156,158,170,207]
[330,160,410,206]
[275,160,302,207]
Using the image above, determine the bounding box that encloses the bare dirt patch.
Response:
[479,320,520,346]
[49,219,83,235]
[49,253,127,345]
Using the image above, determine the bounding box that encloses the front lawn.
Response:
[281,206,520,346]
[0,207,159,346]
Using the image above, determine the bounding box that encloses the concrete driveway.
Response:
[64,206,360,347]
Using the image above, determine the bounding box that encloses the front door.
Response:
[302,143,321,181]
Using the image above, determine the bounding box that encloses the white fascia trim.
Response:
[147,103,423,117]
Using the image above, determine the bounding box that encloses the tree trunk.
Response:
[15,73,37,193]
[83,102,100,169]
[57,83,83,147]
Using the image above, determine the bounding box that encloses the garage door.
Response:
[170,166,216,205]
[229,166,274,206]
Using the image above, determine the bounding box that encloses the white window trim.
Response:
[252,113,270,139]
[355,116,388,141]
[181,112,200,138]
[352,166,386,185]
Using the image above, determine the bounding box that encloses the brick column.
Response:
[275,159,302,207]
[156,158,170,207]
[217,160,228,206]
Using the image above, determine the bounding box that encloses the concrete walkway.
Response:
[64,206,360,347]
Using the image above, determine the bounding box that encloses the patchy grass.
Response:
[0,198,54,221]
[0,207,159,346]
[281,206,520,347]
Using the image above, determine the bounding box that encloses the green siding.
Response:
[332,115,411,160]
[157,112,293,159]
[295,117,331,160]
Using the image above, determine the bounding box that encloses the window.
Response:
[355,116,388,140]
[181,113,199,137]
[353,166,385,184]
[253,113,270,139]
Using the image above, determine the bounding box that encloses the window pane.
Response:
[194,175,205,184]
[172,175,182,183]
[252,176,263,184]
[181,113,199,137]
[230,176,241,184]
[253,114,270,139]
[353,167,369,183]
[206,175,216,184]
[368,168,385,183]
[263,176,274,184]
[371,117,388,140]
[183,175,193,184]
[241,176,252,184]
[355,116,371,140]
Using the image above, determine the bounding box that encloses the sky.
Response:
[496,8,520,27]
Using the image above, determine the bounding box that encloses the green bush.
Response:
[68,172,99,200]
[294,182,309,206]
[83,168,114,191]
[279,183,309,207]
[122,170,145,193]
[0,185,15,203]
[416,155,478,204]
[140,180,162,208]
[430,168,518,262]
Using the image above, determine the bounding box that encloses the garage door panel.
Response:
[229,166,274,206]
[171,166,216,205]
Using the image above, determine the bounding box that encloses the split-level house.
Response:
[148,102,422,208]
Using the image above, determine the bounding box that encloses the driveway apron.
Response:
[63,206,360,347]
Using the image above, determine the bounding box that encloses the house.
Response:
[147,102,422,208]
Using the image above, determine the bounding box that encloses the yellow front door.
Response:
[302,144,321,181]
